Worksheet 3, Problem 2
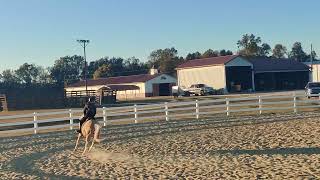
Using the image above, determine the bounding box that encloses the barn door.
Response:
[152,84,159,96]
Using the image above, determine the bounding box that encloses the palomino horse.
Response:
[74,118,103,155]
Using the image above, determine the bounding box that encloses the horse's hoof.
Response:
[95,138,105,143]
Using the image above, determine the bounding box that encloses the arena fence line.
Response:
[0,92,319,135]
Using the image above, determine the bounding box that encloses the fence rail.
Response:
[1,92,320,135]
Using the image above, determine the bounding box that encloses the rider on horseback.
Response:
[76,96,97,134]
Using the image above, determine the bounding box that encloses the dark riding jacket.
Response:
[83,102,97,119]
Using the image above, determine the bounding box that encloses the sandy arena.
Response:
[1,113,320,179]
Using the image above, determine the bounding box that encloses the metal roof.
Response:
[247,57,310,73]
[176,55,239,69]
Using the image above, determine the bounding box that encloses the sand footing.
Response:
[1,112,320,179]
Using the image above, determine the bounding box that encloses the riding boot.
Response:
[76,117,86,133]
[77,120,84,133]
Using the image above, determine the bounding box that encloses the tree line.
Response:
[0,33,317,89]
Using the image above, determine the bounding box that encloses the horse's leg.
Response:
[88,137,95,152]
[74,133,81,151]
[82,136,89,155]
[94,124,102,143]
[89,125,98,151]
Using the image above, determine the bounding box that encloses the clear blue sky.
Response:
[0,0,319,71]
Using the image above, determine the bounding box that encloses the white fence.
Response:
[1,92,320,135]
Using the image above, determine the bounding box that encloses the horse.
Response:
[74,118,103,155]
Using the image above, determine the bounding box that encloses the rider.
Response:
[76,96,97,134]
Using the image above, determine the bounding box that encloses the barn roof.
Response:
[107,85,140,91]
[247,57,310,73]
[177,55,310,73]
[67,74,162,88]
[176,55,239,69]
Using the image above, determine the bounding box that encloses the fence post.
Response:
[165,102,169,121]
[293,93,297,113]
[195,100,199,119]
[258,96,262,115]
[134,104,138,123]
[226,98,230,116]
[69,109,73,130]
[33,112,38,134]
[103,107,107,127]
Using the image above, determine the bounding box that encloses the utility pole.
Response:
[311,44,319,82]
[77,39,90,97]
[311,44,314,64]
[310,44,314,82]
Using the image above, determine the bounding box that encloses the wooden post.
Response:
[134,104,138,123]
[251,70,256,92]
[258,96,262,115]
[195,100,199,119]
[0,94,8,111]
[69,109,73,130]
[165,102,169,121]
[99,90,103,106]
[103,107,107,126]
[226,98,230,116]
[293,94,297,113]
[33,112,38,134]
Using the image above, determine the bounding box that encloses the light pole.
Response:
[77,39,90,97]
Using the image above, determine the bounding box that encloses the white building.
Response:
[65,69,177,100]
[304,61,320,82]
[176,55,254,93]
[177,55,310,93]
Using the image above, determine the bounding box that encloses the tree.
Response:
[237,34,272,57]
[202,49,219,58]
[311,51,317,60]
[124,57,140,70]
[93,64,111,79]
[38,67,53,84]
[15,63,40,85]
[289,42,307,62]
[123,57,148,76]
[237,34,262,56]
[186,52,201,60]
[219,49,233,56]
[0,66,52,88]
[305,50,318,62]
[311,51,317,59]
[50,55,84,86]
[0,69,19,85]
[87,57,109,78]
[148,47,182,74]
[87,56,148,78]
[258,43,271,57]
[272,44,287,58]
[108,57,125,76]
